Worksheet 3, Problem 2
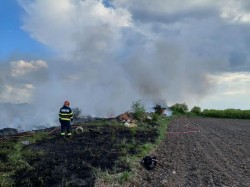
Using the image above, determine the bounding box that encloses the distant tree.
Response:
[202,108,250,119]
[170,103,188,114]
[191,106,201,115]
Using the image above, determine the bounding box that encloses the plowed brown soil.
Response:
[133,117,250,187]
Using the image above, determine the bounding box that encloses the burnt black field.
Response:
[11,123,159,187]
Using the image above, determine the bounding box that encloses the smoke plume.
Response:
[1,0,250,130]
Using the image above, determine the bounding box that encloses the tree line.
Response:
[170,103,250,119]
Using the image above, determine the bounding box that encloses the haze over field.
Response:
[1,0,250,130]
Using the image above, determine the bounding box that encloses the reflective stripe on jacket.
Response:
[59,105,73,121]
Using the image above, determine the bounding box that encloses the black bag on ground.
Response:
[141,155,157,170]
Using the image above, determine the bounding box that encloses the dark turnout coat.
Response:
[59,105,73,134]
[59,105,73,123]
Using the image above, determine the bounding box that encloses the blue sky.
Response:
[0,0,51,59]
[1,0,250,129]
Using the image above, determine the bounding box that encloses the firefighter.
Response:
[59,101,73,137]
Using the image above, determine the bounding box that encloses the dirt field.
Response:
[134,117,250,187]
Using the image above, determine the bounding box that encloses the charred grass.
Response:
[0,116,169,187]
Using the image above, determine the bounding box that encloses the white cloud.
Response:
[19,0,132,58]
[10,60,48,77]
[111,0,250,24]
[0,59,48,105]
[0,84,34,103]
[111,0,218,13]
[208,72,250,84]
[221,0,250,23]
[194,72,250,109]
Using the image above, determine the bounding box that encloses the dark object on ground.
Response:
[0,128,18,137]
[141,155,157,170]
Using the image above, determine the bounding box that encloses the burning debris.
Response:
[118,112,133,122]
[153,104,173,116]
[153,104,167,115]
[117,112,137,127]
